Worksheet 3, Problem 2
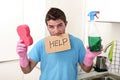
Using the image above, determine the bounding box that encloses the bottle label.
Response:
[88,36,101,52]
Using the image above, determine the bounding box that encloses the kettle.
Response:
[94,56,108,72]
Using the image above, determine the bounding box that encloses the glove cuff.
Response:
[83,56,93,67]
[19,55,29,68]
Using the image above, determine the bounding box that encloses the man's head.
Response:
[45,8,67,36]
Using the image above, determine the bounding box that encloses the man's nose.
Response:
[54,27,59,34]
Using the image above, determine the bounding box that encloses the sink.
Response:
[91,76,116,80]
[81,73,120,80]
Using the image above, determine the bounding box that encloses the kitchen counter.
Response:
[78,71,120,80]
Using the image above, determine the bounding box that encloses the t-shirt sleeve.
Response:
[78,40,86,63]
[28,40,43,62]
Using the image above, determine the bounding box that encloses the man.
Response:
[16,7,102,80]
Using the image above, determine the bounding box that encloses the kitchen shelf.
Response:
[95,20,120,23]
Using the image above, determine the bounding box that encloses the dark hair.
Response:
[45,7,67,25]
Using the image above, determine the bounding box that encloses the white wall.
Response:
[0,0,46,61]
[93,23,120,46]
[46,0,86,41]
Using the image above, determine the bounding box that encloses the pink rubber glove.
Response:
[83,46,102,67]
[16,40,29,67]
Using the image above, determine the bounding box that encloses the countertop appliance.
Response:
[94,56,108,72]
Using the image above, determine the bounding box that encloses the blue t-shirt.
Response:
[28,34,86,80]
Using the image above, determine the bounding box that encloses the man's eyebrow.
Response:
[58,23,62,25]
[48,24,54,26]
[48,23,63,26]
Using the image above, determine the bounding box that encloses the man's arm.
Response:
[79,46,102,72]
[16,40,38,74]
[20,59,38,74]
[79,63,92,73]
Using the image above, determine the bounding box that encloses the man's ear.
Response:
[65,21,68,26]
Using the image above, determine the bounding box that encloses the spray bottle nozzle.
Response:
[88,11,100,21]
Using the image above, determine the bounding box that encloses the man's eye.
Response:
[58,24,63,28]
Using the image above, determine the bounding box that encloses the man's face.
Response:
[47,19,67,36]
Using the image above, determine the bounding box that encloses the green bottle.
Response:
[88,36,101,52]
[88,11,102,52]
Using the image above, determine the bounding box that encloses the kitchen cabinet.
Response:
[23,67,40,80]
[0,0,45,61]
[0,0,23,61]
[0,60,40,80]
[86,0,120,22]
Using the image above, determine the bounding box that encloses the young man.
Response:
[16,7,102,80]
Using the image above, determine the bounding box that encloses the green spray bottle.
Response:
[88,11,102,52]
